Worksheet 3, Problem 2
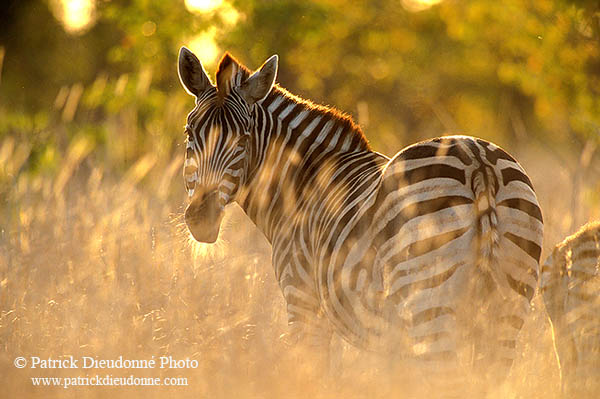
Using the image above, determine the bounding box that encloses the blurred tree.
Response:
[224,0,600,153]
[0,0,598,164]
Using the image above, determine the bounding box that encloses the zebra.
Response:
[178,47,544,393]
[541,221,600,398]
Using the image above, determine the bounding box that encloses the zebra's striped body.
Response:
[178,49,544,391]
[541,221,600,398]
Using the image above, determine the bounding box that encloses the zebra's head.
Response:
[178,47,278,242]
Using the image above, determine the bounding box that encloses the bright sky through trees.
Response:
[185,0,224,14]
[50,0,96,34]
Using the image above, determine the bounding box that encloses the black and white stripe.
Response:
[541,221,600,398]
[178,48,544,391]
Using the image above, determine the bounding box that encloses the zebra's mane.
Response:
[266,84,371,150]
[215,52,370,151]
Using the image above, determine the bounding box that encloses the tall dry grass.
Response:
[0,127,598,398]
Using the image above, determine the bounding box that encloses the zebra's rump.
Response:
[375,136,542,295]
[327,135,543,357]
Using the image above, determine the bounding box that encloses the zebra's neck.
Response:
[238,86,387,246]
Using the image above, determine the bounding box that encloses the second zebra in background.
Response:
[542,221,600,399]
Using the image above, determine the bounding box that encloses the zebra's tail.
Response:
[472,166,512,300]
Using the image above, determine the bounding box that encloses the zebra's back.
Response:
[541,221,600,398]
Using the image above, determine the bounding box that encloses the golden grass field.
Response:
[0,132,598,398]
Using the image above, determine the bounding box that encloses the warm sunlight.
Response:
[185,0,224,14]
[51,0,96,34]
[401,0,444,12]
[219,2,241,26]
[185,0,240,25]
[188,28,220,66]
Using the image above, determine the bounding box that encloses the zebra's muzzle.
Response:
[184,189,223,243]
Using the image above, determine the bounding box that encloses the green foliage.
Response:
[0,0,598,174]
[225,0,600,152]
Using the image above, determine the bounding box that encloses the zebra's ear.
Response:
[178,47,213,97]
[239,55,278,104]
